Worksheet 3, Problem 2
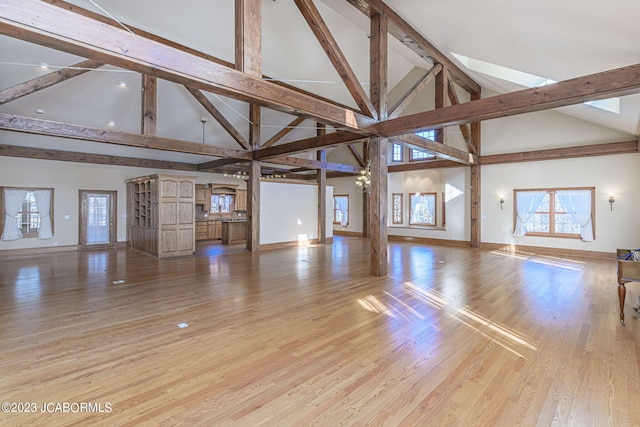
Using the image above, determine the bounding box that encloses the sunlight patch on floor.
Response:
[403,281,538,358]
[490,248,585,271]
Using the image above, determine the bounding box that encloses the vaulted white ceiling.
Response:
[1,0,638,169]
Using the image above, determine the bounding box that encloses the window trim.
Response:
[409,192,437,226]
[513,187,595,239]
[333,194,349,226]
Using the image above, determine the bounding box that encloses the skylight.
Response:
[451,53,620,114]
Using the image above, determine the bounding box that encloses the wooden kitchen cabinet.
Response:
[206,220,222,240]
[195,184,211,212]
[126,174,196,258]
[235,189,247,211]
[195,222,208,241]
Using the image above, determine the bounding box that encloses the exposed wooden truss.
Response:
[0,144,199,171]
[0,113,253,160]
[0,59,104,105]
[0,0,376,131]
[294,0,376,118]
[185,86,250,150]
[388,64,442,120]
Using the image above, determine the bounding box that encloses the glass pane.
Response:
[87,194,110,244]
[527,213,549,232]
[410,194,435,225]
[536,194,550,212]
[554,213,580,234]
[17,192,40,233]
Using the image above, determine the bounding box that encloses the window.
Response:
[210,194,235,214]
[392,193,403,224]
[17,191,41,236]
[409,149,436,161]
[333,195,349,226]
[1,187,54,241]
[409,192,436,226]
[513,188,595,241]
[416,129,435,140]
[391,143,403,162]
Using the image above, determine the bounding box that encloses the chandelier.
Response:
[355,161,371,193]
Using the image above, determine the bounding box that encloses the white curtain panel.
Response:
[556,190,594,241]
[1,189,27,241]
[513,191,547,237]
[336,197,348,226]
[34,190,53,239]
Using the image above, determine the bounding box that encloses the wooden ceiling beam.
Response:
[388,159,462,172]
[0,113,253,160]
[393,134,477,165]
[446,78,476,155]
[261,116,306,148]
[479,140,640,165]
[253,131,367,159]
[42,1,357,113]
[343,0,480,94]
[294,0,376,118]
[197,158,245,171]
[0,144,199,171]
[0,59,104,105]
[266,155,361,173]
[0,0,375,132]
[377,63,640,137]
[185,86,250,150]
[346,144,366,167]
[388,64,442,120]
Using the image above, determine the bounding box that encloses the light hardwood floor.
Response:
[0,237,638,426]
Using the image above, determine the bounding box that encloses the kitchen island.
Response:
[221,220,246,245]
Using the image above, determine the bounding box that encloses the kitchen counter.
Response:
[221,220,246,245]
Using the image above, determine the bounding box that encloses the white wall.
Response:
[260,181,331,245]
[0,157,235,250]
[482,154,640,253]
[327,105,639,254]
[328,176,364,234]
[480,105,640,253]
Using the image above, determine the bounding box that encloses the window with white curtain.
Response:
[333,195,349,226]
[1,187,54,241]
[513,187,595,241]
[409,192,436,226]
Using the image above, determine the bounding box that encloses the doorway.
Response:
[79,190,116,249]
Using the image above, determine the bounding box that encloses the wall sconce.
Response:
[609,194,615,211]
[499,196,505,210]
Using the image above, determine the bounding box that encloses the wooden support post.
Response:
[317,149,327,244]
[470,91,481,248]
[369,11,388,276]
[370,136,388,277]
[434,67,447,143]
[317,123,327,244]
[235,0,262,77]
[141,74,157,135]
[362,140,370,238]
[247,159,260,252]
[247,104,261,252]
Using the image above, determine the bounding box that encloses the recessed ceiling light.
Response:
[36,108,44,114]
[108,120,115,126]
[40,63,49,69]
[118,81,127,87]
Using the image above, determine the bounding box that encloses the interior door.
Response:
[79,190,116,249]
